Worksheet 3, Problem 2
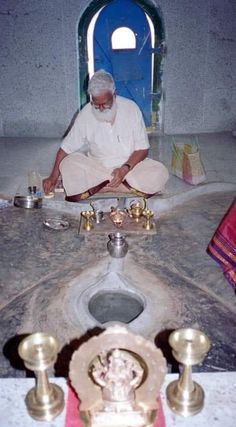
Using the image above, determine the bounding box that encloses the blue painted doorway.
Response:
[93,0,152,126]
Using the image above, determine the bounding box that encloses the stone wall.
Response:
[0,0,235,136]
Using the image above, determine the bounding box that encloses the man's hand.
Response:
[108,166,129,188]
[43,176,58,194]
[42,148,68,194]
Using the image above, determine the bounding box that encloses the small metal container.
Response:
[94,210,104,224]
[107,232,129,258]
[14,195,42,209]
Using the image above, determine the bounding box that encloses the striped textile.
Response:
[207,200,236,290]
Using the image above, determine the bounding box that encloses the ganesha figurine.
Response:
[69,324,167,427]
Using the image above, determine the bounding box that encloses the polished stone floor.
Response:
[0,191,236,377]
[0,133,236,377]
[1,132,236,200]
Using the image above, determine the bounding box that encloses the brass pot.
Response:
[128,198,147,220]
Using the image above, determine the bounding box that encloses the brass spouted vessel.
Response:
[18,332,64,421]
[166,328,211,417]
[128,198,147,222]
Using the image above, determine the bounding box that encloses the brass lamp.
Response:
[166,327,211,417]
[18,332,64,421]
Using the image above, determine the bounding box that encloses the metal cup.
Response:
[95,210,104,224]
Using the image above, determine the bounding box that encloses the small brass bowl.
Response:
[18,332,59,371]
[169,328,211,365]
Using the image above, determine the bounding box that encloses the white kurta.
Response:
[60,96,169,196]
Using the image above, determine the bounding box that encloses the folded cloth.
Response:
[207,199,236,290]
[65,385,166,427]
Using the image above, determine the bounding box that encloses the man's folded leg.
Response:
[125,158,169,196]
[59,154,169,202]
[59,153,112,201]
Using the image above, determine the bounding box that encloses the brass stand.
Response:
[142,209,154,230]
[81,210,95,231]
[166,328,210,417]
[18,332,64,421]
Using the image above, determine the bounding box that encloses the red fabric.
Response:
[65,386,82,427]
[65,385,166,427]
[207,200,236,289]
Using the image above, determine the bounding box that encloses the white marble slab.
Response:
[0,373,235,426]
[0,377,68,427]
[162,372,236,427]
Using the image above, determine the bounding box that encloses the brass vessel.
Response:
[128,198,147,222]
[107,232,129,258]
[18,332,64,421]
[166,328,211,417]
[81,210,95,231]
[109,208,127,228]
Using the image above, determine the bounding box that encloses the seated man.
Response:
[43,70,169,201]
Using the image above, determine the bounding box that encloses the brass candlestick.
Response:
[18,332,64,421]
[166,328,211,417]
[142,209,154,230]
[81,210,95,231]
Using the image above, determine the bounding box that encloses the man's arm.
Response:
[108,148,148,188]
[43,148,68,194]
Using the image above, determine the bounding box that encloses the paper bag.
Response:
[171,140,206,185]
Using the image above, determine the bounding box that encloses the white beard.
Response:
[92,100,117,123]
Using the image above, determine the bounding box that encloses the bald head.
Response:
[88,70,116,97]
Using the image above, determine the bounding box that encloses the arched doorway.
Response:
[93,0,152,126]
[78,0,165,129]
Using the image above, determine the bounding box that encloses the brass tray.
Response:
[79,212,156,235]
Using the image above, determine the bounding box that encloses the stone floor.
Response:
[0,132,236,377]
[1,373,236,427]
[1,132,236,201]
[0,191,236,377]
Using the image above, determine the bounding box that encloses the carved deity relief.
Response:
[69,325,167,427]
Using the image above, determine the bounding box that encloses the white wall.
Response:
[0,0,235,137]
[162,0,236,134]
